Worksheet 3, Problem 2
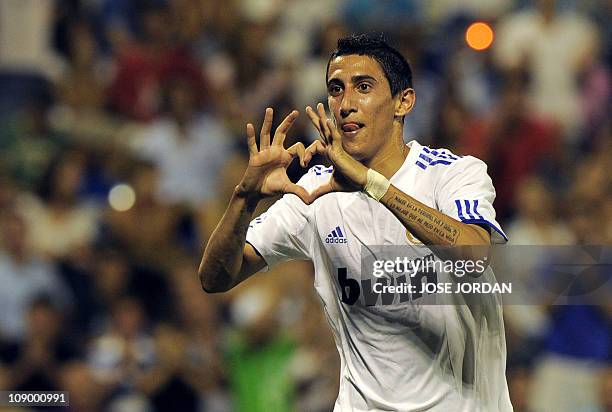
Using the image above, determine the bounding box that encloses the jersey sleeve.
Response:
[245,170,319,270]
[435,156,508,244]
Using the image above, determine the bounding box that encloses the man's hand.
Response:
[304,103,369,202]
[236,108,311,204]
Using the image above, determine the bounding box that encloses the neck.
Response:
[366,123,409,179]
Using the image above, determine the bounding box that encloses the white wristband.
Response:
[363,168,391,201]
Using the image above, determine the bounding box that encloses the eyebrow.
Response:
[327,75,378,87]
[352,75,377,84]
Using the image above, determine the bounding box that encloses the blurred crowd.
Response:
[0,0,609,411]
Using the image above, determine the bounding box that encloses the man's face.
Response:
[327,54,398,161]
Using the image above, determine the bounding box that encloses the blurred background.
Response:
[0,0,609,411]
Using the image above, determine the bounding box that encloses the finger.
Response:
[246,123,257,155]
[326,119,343,149]
[308,181,334,203]
[305,106,326,143]
[260,107,273,149]
[308,104,328,145]
[317,103,331,142]
[286,142,306,167]
[304,140,327,165]
[284,182,311,205]
[273,110,299,147]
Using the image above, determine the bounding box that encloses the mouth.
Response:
[340,122,365,138]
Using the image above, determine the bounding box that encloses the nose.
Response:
[339,89,356,119]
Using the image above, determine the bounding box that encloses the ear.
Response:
[394,88,415,117]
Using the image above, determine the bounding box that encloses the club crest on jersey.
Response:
[326,226,347,244]
[406,229,423,245]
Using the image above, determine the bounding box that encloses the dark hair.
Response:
[326,33,413,97]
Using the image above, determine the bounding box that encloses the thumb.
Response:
[286,142,306,167]
[304,140,327,166]
[307,181,334,204]
[283,182,311,204]
[326,119,343,149]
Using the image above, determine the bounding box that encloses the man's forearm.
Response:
[198,189,259,292]
[380,184,490,247]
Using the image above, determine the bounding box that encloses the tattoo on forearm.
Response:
[387,194,459,245]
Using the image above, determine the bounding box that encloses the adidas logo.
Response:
[325,226,347,244]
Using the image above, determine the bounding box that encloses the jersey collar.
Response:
[389,140,422,184]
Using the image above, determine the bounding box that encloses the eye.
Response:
[328,84,343,96]
[357,82,372,92]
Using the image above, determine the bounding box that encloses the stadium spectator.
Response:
[506,176,574,245]
[458,71,560,220]
[0,0,62,114]
[0,210,72,342]
[88,296,156,411]
[52,19,114,141]
[494,0,599,139]
[106,3,207,121]
[226,276,298,412]
[103,161,181,265]
[1,296,77,392]
[0,101,69,191]
[58,360,108,412]
[129,79,233,208]
[19,151,99,259]
[527,155,611,412]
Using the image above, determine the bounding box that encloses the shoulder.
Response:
[413,143,486,180]
[440,152,488,177]
[415,145,464,170]
[411,144,491,194]
[438,154,491,193]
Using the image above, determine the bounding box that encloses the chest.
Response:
[312,186,439,301]
[313,178,435,255]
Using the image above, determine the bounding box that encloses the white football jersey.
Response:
[246,140,513,412]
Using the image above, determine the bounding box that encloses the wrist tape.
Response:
[363,168,390,201]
